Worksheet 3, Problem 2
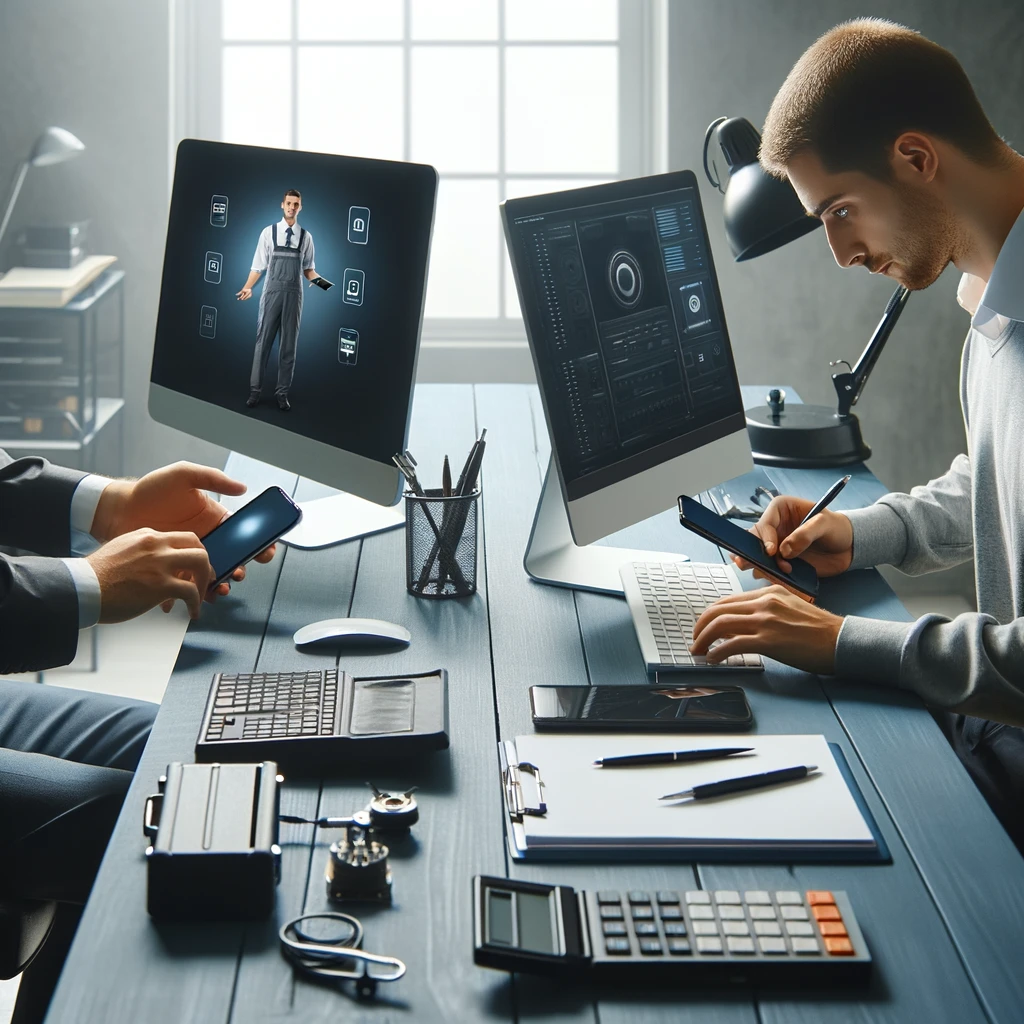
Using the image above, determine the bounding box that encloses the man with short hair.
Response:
[688,19,1024,849]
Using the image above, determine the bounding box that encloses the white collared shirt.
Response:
[251,218,316,273]
[956,204,1024,338]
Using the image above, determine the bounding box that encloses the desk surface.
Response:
[48,384,1024,1024]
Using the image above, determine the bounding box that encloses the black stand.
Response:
[746,286,909,468]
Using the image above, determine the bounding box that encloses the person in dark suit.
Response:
[0,449,276,1022]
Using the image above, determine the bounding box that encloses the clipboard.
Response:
[499,735,890,864]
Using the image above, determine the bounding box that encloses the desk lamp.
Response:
[0,127,86,263]
[704,116,909,467]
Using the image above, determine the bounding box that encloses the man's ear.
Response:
[892,132,939,183]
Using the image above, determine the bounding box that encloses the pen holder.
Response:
[405,488,479,598]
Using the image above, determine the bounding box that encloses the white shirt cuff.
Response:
[71,474,113,537]
[61,557,102,629]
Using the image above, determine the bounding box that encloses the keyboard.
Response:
[195,668,450,774]
[620,561,762,672]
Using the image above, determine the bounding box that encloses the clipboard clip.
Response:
[504,761,547,820]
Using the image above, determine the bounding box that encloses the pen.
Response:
[456,428,487,497]
[593,747,752,768]
[442,455,452,498]
[659,764,819,801]
[798,475,851,527]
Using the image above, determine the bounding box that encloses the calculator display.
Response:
[486,886,557,954]
[530,685,753,728]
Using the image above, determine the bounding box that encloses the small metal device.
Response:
[367,785,419,830]
[326,823,392,904]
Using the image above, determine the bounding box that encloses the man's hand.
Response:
[87,529,215,623]
[236,286,253,300]
[90,462,277,598]
[732,494,854,579]
[689,585,844,675]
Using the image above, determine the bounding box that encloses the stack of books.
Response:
[0,255,116,308]
[15,221,90,269]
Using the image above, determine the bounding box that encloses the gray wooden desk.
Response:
[47,384,1024,1024]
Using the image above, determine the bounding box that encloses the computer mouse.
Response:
[293,617,411,650]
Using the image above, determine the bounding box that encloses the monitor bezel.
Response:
[502,170,748,509]
[148,139,437,506]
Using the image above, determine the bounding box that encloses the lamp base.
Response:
[745,404,871,468]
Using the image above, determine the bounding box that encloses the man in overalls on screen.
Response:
[236,189,320,412]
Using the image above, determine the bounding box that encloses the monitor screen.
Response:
[151,140,436,472]
[503,172,746,502]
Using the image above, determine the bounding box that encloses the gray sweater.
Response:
[834,302,1024,725]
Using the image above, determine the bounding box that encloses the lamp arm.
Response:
[831,286,910,417]
[0,160,30,259]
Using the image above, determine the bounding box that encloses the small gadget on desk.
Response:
[195,668,449,774]
[473,877,871,985]
[201,485,301,587]
[293,617,411,650]
[619,561,764,672]
[677,495,819,598]
[530,684,753,731]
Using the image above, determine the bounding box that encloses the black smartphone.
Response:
[201,485,302,586]
[312,276,334,291]
[677,494,819,599]
[529,684,753,731]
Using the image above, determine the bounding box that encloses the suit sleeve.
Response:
[0,552,80,673]
[0,448,87,555]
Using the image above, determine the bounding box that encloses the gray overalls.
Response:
[250,223,305,396]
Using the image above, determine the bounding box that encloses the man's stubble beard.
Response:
[888,181,968,291]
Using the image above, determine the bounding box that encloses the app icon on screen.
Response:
[343,268,365,306]
[348,206,370,245]
[204,251,223,284]
[210,195,228,228]
[199,305,217,338]
[338,328,359,365]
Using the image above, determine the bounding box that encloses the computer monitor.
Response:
[502,170,752,594]
[149,139,437,540]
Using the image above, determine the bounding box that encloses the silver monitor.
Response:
[502,171,752,594]
[149,140,436,542]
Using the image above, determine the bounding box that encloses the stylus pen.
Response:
[798,475,851,527]
[593,747,752,768]
[659,764,819,801]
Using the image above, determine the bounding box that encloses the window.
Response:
[176,0,663,370]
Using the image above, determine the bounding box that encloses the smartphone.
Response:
[201,486,302,586]
[529,684,753,731]
[677,494,818,599]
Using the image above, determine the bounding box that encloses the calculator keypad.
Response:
[588,889,863,963]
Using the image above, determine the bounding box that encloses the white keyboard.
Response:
[620,561,763,672]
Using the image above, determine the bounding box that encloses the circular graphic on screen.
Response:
[688,293,702,314]
[607,250,643,309]
[560,250,584,285]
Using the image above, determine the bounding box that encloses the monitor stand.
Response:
[523,458,689,596]
[282,491,404,549]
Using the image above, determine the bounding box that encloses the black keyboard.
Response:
[195,668,450,774]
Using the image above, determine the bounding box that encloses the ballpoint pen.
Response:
[659,764,819,801]
[799,475,851,526]
[593,747,752,768]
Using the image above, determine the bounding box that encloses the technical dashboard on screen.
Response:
[504,173,746,502]
[150,140,437,469]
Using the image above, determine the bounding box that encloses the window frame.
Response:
[170,0,668,380]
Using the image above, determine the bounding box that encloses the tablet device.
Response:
[677,495,818,598]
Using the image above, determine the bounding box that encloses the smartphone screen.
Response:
[201,486,301,584]
[677,495,818,598]
[530,685,753,730]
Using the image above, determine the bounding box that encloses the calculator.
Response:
[473,876,871,985]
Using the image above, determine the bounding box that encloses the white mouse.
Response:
[292,617,411,650]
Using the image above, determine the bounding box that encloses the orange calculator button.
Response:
[806,891,835,905]
[812,904,842,921]
[818,921,848,937]
[824,937,855,955]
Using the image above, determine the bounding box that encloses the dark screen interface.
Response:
[151,140,436,466]
[509,184,744,496]
[202,487,298,581]
[547,686,749,723]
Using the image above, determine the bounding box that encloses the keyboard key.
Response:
[639,938,662,955]
[667,937,692,955]
[605,938,631,955]
[775,891,802,905]
[634,922,658,937]
[696,936,723,954]
[812,904,842,922]
[656,891,680,904]
[818,921,848,938]
[685,891,711,904]
[753,921,782,937]
[722,921,750,936]
[759,937,788,955]
[806,890,835,905]
[750,905,776,920]
[688,905,714,920]
[692,921,718,936]
[600,905,623,920]
[714,890,741,904]
[780,905,808,921]
[658,905,682,920]
[663,922,687,937]
[717,905,745,920]
[825,937,855,956]
[628,891,651,904]
[631,906,654,920]
[597,891,621,905]
[744,890,771,904]
[785,922,814,937]
[602,922,627,936]
[727,936,755,954]
[792,937,820,955]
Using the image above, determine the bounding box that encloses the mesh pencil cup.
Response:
[405,488,479,598]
